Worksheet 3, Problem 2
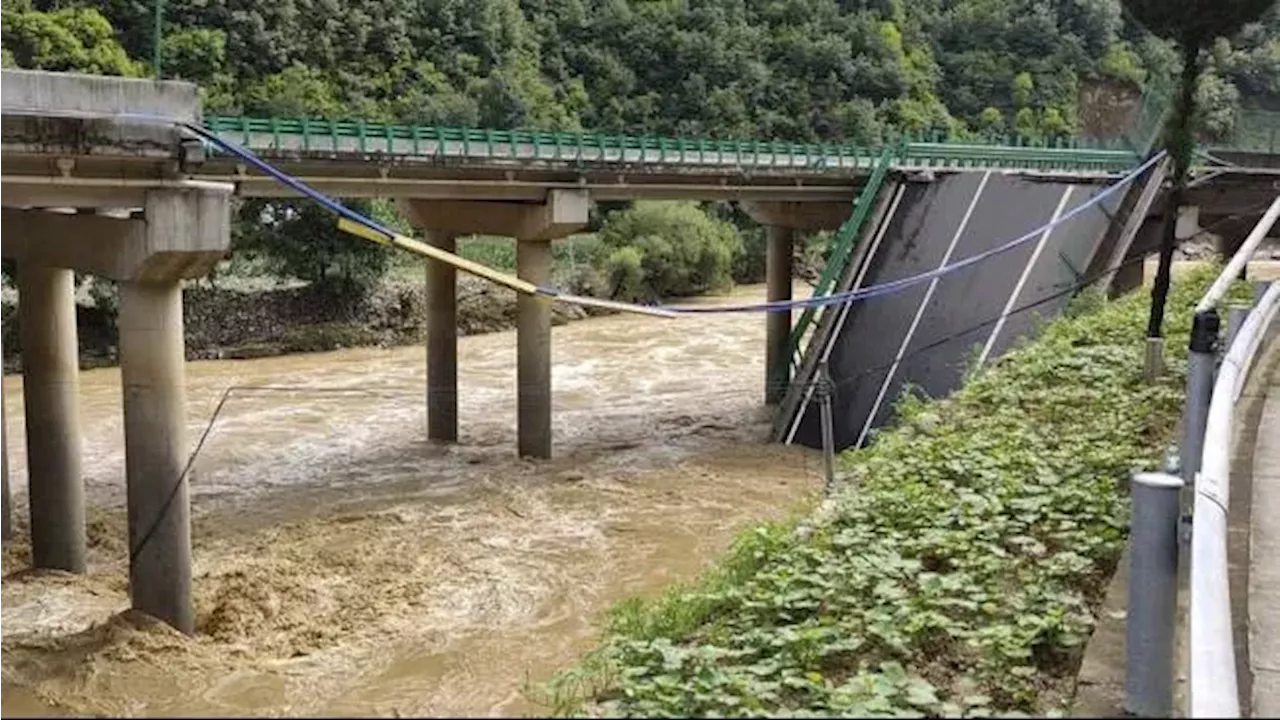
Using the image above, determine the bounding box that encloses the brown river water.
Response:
[0,282,821,717]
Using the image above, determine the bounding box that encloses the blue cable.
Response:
[184,120,1162,318]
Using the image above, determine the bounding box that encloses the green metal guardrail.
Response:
[781,146,896,382]
[1208,108,1280,154]
[201,115,1143,173]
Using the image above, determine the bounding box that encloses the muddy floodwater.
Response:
[0,282,821,717]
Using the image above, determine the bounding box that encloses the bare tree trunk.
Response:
[1147,39,1202,339]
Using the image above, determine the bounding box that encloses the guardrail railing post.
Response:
[1126,470,1185,718]
[1182,309,1219,484]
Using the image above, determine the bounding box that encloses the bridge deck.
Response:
[189,117,1144,201]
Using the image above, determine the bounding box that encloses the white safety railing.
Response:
[1185,195,1280,718]
[1126,195,1279,718]
[1189,281,1279,717]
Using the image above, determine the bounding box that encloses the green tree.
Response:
[1011,71,1035,108]
[978,106,1006,134]
[597,201,743,302]
[1120,0,1276,340]
[1,4,142,75]
[243,64,342,117]
[234,199,390,292]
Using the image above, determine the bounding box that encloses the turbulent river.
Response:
[0,282,821,717]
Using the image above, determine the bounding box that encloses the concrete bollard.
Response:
[1181,310,1219,485]
[1143,337,1164,383]
[1126,471,1185,718]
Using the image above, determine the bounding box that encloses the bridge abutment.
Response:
[17,262,86,573]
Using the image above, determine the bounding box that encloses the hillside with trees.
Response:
[1,0,1277,339]
[7,0,1277,142]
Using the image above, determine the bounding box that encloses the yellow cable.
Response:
[338,218,537,294]
[336,218,679,318]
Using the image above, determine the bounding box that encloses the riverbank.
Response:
[543,266,1253,717]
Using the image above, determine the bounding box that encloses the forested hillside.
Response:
[5,0,1278,143]
[2,0,1277,315]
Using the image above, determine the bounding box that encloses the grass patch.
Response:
[541,267,1252,718]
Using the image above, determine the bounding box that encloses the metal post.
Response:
[1181,310,1219,484]
[1225,305,1250,352]
[1126,471,1184,718]
[817,361,836,493]
[0,322,7,540]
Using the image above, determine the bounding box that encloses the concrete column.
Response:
[18,263,85,572]
[425,232,459,443]
[2,386,11,543]
[118,280,193,633]
[517,239,553,459]
[765,225,794,405]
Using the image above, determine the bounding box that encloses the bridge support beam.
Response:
[119,279,193,633]
[18,262,86,572]
[401,191,589,458]
[765,226,794,405]
[425,232,459,443]
[518,239,554,458]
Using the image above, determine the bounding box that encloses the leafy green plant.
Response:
[544,266,1233,718]
[596,202,743,303]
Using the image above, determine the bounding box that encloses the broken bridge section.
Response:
[781,170,1127,451]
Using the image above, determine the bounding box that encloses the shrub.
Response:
[596,201,743,302]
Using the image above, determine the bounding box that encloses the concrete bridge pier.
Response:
[118,279,193,632]
[423,231,460,443]
[765,226,794,405]
[2,184,231,633]
[17,262,85,571]
[517,239,554,458]
[401,190,589,458]
[742,201,849,405]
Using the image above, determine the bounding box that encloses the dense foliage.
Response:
[598,201,743,302]
[3,0,1275,299]
[541,269,1243,717]
[6,0,1275,142]
[1115,0,1275,342]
